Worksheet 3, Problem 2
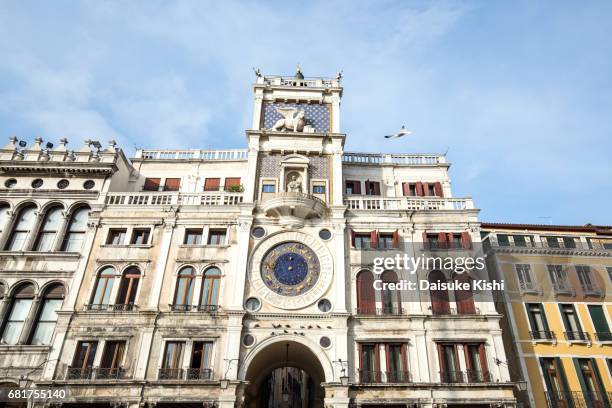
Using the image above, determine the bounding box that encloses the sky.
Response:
[0,1,611,225]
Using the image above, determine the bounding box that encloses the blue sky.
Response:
[1,1,611,225]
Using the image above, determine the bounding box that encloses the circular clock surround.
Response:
[249,230,333,310]
[260,242,320,297]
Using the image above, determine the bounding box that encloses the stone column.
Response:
[331,214,347,313]
[0,210,16,250]
[147,219,175,308]
[18,295,41,344]
[243,136,260,203]
[331,152,344,206]
[229,212,252,309]
[23,210,44,251]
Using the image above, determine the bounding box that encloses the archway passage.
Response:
[244,341,326,408]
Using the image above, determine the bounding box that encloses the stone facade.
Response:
[0,72,516,408]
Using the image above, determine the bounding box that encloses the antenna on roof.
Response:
[443,146,449,156]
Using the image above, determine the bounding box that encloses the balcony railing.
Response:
[171,304,222,313]
[94,367,125,380]
[422,241,470,250]
[65,366,127,380]
[65,367,93,380]
[581,282,603,297]
[439,370,465,383]
[158,368,184,380]
[104,191,244,207]
[357,370,383,384]
[519,281,542,294]
[355,306,405,316]
[530,330,555,341]
[344,196,473,211]
[186,368,214,380]
[136,149,248,161]
[552,281,576,296]
[564,331,589,342]
[595,332,612,342]
[465,370,492,383]
[85,303,137,312]
[384,370,411,383]
[158,368,214,380]
[342,152,443,165]
[546,391,612,408]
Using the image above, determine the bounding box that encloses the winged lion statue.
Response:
[270,106,306,132]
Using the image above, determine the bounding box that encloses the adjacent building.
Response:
[0,70,516,408]
[482,223,612,408]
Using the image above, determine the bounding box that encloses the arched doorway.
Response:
[242,339,328,408]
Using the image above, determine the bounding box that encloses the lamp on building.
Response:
[516,380,528,391]
[18,375,30,389]
[333,358,349,386]
[220,378,229,389]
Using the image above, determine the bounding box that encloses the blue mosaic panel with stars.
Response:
[263,102,330,133]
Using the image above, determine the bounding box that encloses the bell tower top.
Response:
[250,68,343,134]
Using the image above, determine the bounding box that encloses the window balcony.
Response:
[158,368,184,380]
[546,391,612,408]
[186,368,214,380]
[552,281,575,296]
[65,367,93,380]
[357,370,383,384]
[564,331,590,343]
[530,330,556,342]
[170,304,221,312]
[465,370,492,383]
[581,282,603,297]
[261,192,327,223]
[384,370,411,383]
[85,303,137,312]
[439,370,465,383]
[94,367,126,380]
[197,304,221,313]
[355,306,405,316]
[344,196,473,211]
[519,281,542,295]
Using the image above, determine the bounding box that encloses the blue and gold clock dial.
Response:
[261,242,320,296]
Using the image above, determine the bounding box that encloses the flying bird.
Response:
[384,125,412,139]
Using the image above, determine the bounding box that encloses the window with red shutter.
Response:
[429,270,450,315]
[224,178,241,191]
[370,231,378,249]
[356,271,376,315]
[434,182,443,197]
[402,183,410,196]
[163,178,181,191]
[454,273,476,315]
[461,232,472,249]
[392,230,399,248]
[204,178,220,191]
[416,182,424,197]
[143,178,161,191]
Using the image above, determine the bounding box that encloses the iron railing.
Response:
[595,332,612,342]
[546,390,612,408]
[158,368,184,380]
[85,303,137,311]
[94,367,125,380]
[65,367,93,380]
[564,331,589,342]
[439,370,465,383]
[530,330,555,341]
[186,368,214,380]
[356,306,405,316]
[384,370,411,383]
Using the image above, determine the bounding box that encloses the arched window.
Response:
[90,267,116,310]
[173,267,195,310]
[30,284,64,345]
[381,270,401,315]
[200,267,221,310]
[61,206,89,252]
[34,206,63,251]
[5,205,36,251]
[0,204,9,236]
[116,267,140,310]
[1,283,35,344]
[429,270,450,315]
[356,270,376,315]
[454,273,476,315]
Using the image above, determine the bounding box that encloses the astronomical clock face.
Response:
[261,242,320,296]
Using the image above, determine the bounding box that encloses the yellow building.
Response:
[482,223,612,408]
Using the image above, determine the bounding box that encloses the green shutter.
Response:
[573,358,591,408]
[588,305,610,333]
[556,358,574,408]
[540,303,551,332]
[589,358,610,408]
[526,304,537,332]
